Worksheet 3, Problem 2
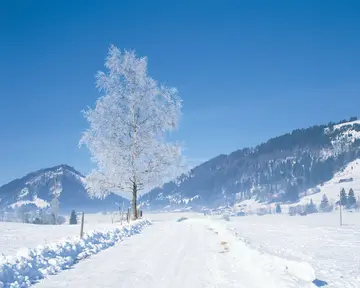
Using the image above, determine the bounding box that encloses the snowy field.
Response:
[33,213,317,288]
[218,212,360,288]
[0,215,150,287]
[1,212,359,287]
[0,213,124,256]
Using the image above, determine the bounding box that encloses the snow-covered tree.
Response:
[79,45,186,219]
[319,194,333,212]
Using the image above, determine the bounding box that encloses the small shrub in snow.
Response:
[305,199,317,214]
[69,210,77,225]
[176,217,188,222]
[288,206,296,216]
[319,194,333,212]
[222,213,230,221]
[275,204,282,214]
[295,205,305,215]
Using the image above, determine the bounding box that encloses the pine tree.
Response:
[305,199,317,214]
[275,204,282,214]
[69,210,77,225]
[340,188,348,207]
[347,188,356,208]
[319,194,331,212]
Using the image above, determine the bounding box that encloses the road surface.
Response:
[34,216,316,288]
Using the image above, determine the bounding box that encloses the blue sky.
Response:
[1,0,360,185]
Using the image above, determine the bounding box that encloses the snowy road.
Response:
[34,215,316,288]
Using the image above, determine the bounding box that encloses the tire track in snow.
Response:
[33,216,317,288]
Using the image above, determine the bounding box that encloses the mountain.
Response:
[0,164,129,213]
[139,117,360,211]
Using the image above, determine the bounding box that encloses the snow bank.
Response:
[285,261,316,283]
[224,213,360,286]
[206,221,317,287]
[225,227,316,286]
[0,219,151,288]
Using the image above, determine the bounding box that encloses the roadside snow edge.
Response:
[0,219,151,288]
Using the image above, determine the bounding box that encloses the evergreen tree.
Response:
[319,194,332,212]
[275,204,282,214]
[69,210,77,225]
[305,199,317,214]
[340,188,348,207]
[347,188,356,208]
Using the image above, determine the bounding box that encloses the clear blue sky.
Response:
[1,0,360,185]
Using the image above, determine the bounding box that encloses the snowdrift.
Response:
[206,220,317,287]
[0,219,151,288]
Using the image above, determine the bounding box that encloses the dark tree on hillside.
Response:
[349,116,358,122]
[284,184,299,202]
[347,188,356,208]
[340,188,348,207]
[69,210,77,225]
[275,204,282,214]
[305,199,317,214]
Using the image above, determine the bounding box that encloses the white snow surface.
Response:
[0,219,151,288]
[2,212,358,287]
[332,119,360,130]
[25,167,83,188]
[9,197,50,209]
[219,212,360,287]
[0,214,125,256]
[33,213,317,288]
[17,188,30,199]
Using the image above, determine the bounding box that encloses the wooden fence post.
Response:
[80,212,85,238]
[120,201,125,225]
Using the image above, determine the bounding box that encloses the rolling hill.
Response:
[139,117,360,211]
[0,164,129,213]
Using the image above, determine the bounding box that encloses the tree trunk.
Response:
[132,182,138,219]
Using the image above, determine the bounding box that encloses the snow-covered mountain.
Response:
[140,117,360,211]
[297,158,360,206]
[0,164,129,213]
